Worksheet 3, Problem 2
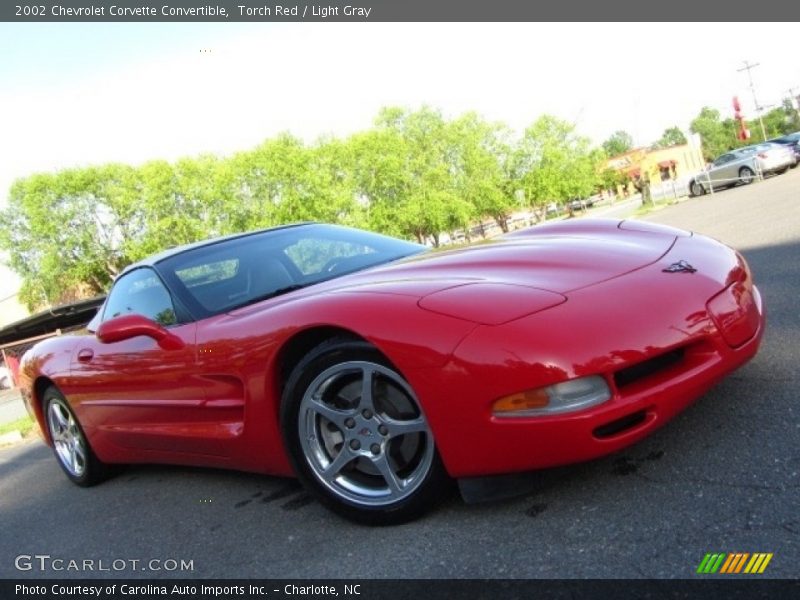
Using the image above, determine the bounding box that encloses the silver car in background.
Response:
[689,142,796,196]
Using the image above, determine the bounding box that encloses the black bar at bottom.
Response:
[3,579,799,600]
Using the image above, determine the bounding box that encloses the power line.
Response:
[737,60,767,141]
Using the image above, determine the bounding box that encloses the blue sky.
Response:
[1,22,798,298]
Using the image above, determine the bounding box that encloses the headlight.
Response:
[492,376,611,417]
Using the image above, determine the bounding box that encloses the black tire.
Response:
[776,167,789,175]
[280,338,451,525]
[739,166,755,185]
[689,180,705,197]
[43,386,112,486]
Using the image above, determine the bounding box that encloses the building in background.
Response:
[606,139,706,198]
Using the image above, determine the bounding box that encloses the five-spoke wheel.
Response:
[47,398,87,478]
[281,340,449,524]
[43,386,110,486]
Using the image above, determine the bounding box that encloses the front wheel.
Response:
[280,339,450,525]
[44,386,111,486]
[689,180,705,197]
[739,166,755,185]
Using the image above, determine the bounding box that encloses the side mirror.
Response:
[96,314,184,350]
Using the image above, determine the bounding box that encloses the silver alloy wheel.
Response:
[740,167,754,184]
[298,360,434,507]
[690,181,704,196]
[47,399,87,477]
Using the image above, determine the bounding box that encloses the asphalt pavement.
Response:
[1,169,798,579]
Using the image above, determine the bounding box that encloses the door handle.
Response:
[77,348,94,362]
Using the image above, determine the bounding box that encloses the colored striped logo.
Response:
[697,552,773,574]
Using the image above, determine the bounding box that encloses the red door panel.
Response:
[66,323,235,456]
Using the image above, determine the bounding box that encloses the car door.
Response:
[68,267,219,455]
[709,153,735,188]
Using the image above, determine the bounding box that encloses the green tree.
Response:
[514,115,602,215]
[760,100,800,139]
[366,106,473,246]
[690,107,738,161]
[651,126,688,149]
[0,166,134,308]
[448,113,515,232]
[599,167,626,191]
[602,130,634,156]
[347,127,412,239]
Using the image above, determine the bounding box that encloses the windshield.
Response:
[156,224,425,318]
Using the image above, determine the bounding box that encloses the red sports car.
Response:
[20,219,764,524]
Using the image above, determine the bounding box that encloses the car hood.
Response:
[332,219,679,297]
[228,219,683,325]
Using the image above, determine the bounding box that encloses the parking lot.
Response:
[1,168,798,579]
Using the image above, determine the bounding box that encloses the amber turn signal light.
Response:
[492,389,550,413]
[492,376,611,417]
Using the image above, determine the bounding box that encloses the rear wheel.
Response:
[739,166,755,185]
[280,339,450,524]
[44,386,111,486]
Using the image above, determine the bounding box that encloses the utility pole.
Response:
[737,60,767,141]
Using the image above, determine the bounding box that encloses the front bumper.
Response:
[409,233,765,478]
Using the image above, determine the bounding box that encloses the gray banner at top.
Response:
[4,0,799,22]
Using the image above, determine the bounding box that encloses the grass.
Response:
[0,414,36,438]
[632,195,688,218]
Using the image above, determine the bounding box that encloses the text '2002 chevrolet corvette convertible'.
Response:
[20,219,764,524]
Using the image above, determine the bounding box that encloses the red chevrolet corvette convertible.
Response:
[20,219,764,524]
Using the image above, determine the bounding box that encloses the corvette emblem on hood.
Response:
[663,260,697,273]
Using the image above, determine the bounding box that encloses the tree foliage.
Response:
[0,107,612,310]
[689,107,739,161]
[602,130,634,156]
[515,116,601,209]
[651,126,688,149]
[690,101,799,161]
[760,100,800,139]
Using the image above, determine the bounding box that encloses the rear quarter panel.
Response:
[19,335,82,443]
